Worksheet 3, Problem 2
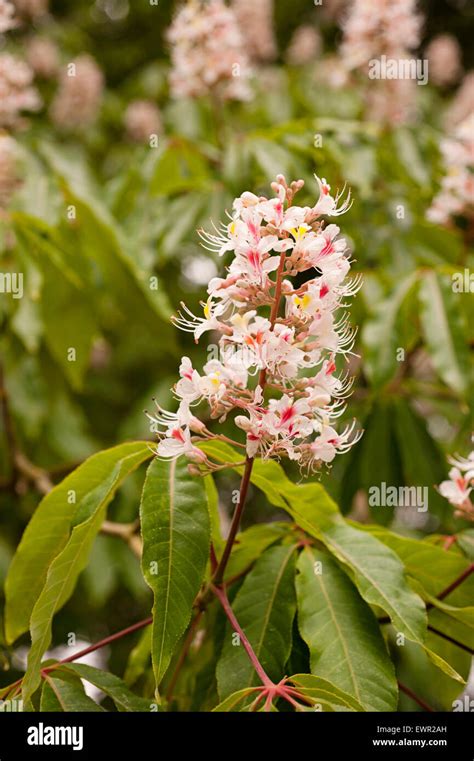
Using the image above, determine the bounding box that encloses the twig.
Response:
[427,625,474,655]
[211,584,272,687]
[7,615,153,698]
[398,681,434,712]
[100,519,142,558]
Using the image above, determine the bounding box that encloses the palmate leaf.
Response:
[198,442,464,683]
[200,441,427,648]
[5,442,153,645]
[296,547,398,712]
[58,663,156,712]
[40,672,104,712]
[140,457,210,690]
[216,544,297,700]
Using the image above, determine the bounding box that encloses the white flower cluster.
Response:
[50,54,104,130]
[286,25,322,67]
[425,34,462,88]
[0,0,16,33]
[341,0,422,123]
[167,0,251,102]
[427,113,474,225]
[150,174,362,472]
[13,0,48,20]
[0,52,41,128]
[232,0,277,63]
[439,447,474,521]
[124,100,162,143]
[341,0,421,69]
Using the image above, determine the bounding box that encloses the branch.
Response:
[7,615,153,699]
[100,519,142,558]
[211,583,272,687]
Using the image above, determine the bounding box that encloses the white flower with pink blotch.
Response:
[151,174,362,473]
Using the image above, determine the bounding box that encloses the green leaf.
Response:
[204,474,224,555]
[393,128,430,187]
[356,399,404,525]
[224,523,290,582]
[23,447,152,700]
[419,271,469,396]
[5,442,153,644]
[296,547,397,711]
[58,663,156,712]
[354,524,474,605]
[124,627,152,687]
[14,221,96,389]
[289,674,366,712]
[362,273,418,388]
[140,457,210,689]
[212,687,260,712]
[217,544,297,700]
[391,398,450,522]
[267,481,427,648]
[40,673,104,712]
[150,140,210,196]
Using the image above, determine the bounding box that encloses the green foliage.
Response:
[140,457,210,690]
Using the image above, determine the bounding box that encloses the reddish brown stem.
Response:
[51,616,153,669]
[437,563,474,601]
[211,584,272,687]
[212,456,254,585]
[427,625,474,655]
[398,681,434,712]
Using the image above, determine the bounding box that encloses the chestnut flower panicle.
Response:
[427,113,474,225]
[149,175,362,475]
[167,0,251,102]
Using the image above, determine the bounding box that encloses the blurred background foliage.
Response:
[0,0,472,710]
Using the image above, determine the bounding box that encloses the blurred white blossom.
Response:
[427,113,474,225]
[0,0,16,33]
[286,25,322,66]
[124,99,162,143]
[232,0,277,63]
[25,36,60,79]
[425,34,462,87]
[167,0,252,102]
[0,53,41,128]
[50,54,104,130]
